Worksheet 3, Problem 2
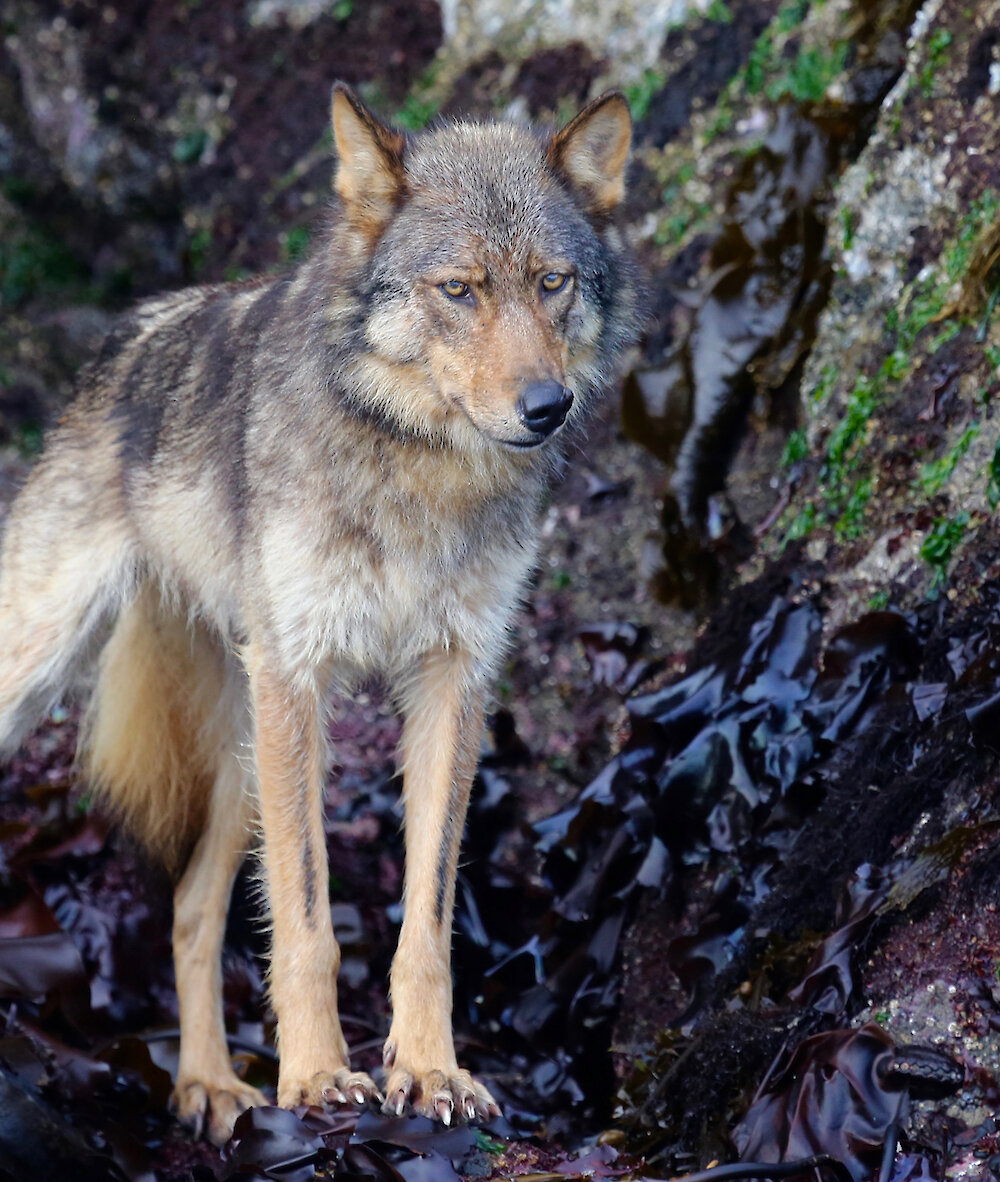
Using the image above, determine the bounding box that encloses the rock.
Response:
[439,0,712,79]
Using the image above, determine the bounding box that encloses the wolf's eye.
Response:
[441,279,471,299]
[540,272,568,294]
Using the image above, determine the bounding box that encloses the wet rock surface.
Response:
[2,0,1000,1179]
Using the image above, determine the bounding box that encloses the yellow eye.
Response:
[442,279,470,299]
[541,272,568,293]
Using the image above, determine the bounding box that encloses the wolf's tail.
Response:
[0,441,249,875]
[0,444,136,755]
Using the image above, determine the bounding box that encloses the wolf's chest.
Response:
[265,507,533,677]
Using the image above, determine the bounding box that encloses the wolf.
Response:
[0,83,638,1143]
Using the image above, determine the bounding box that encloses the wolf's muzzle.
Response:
[516,381,574,438]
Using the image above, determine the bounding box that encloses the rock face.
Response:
[787,0,1000,613]
[2,0,1000,1175]
[438,0,710,79]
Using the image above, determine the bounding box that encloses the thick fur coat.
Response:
[0,84,638,1142]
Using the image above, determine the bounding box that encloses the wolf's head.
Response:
[328,84,639,455]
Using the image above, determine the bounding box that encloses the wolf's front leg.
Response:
[248,653,380,1110]
[384,648,501,1124]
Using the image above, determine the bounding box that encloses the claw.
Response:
[352,1087,366,1105]
[464,1097,477,1121]
[437,1097,453,1125]
[322,1085,347,1104]
[383,1041,396,1068]
[394,1089,407,1116]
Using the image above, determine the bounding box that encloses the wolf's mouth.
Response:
[446,392,553,451]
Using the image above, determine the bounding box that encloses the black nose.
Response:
[516,381,574,437]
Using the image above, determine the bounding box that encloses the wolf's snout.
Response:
[516,381,574,437]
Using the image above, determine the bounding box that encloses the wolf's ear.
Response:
[331,83,407,230]
[547,91,632,217]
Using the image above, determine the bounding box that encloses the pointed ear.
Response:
[331,82,407,230]
[547,91,632,217]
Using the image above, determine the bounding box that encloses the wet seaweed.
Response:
[454,596,939,1132]
[1,577,999,1178]
[625,103,837,604]
[626,0,924,605]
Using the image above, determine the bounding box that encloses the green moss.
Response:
[625,68,667,121]
[13,422,44,459]
[282,225,310,262]
[706,0,733,22]
[653,162,710,245]
[775,0,810,32]
[473,1131,506,1155]
[766,41,848,103]
[394,64,442,131]
[928,320,961,354]
[986,441,1000,511]
[0,226,88,307]
[920,511,969,587]
[187,226,212,275]
[839,207,856,251]
[825,374,877,470]
[944,190,1000,282]
[888,192,999,356]
[918,28,954,96]
[867,590,890,611]
[878,348,910,382]
[783,501,817,541]
[778,189,999,552]
[916,422,979,497]
[704,0,813,136]
[654,203,712,246]
[743,0,814,95]
[815,336,904,532]
[781,428,809,466]
[834,475,873,539]
[897,276,948,353]
[809,363,837,405]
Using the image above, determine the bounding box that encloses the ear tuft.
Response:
[331,82,407,230]
[547,91,632,217]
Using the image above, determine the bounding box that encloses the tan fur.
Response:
[82,584,236,874]
[0,83,638,1144]
[384,648,488,1118]
[547,92,632,215]
[172,755,263,1144]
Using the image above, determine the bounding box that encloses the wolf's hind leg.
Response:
[171,754,266,1146]
[81,585,264,1143]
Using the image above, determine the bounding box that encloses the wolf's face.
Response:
[330,87,635,452]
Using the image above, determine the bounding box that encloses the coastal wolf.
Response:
[0,83,638,1143]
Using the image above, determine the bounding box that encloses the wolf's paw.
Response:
[171,1076,268,1146]
[381,1062,500,1125]
[277,1068,382,1110]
